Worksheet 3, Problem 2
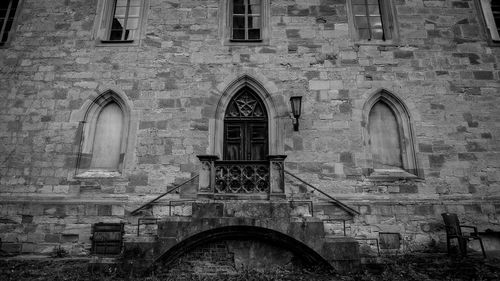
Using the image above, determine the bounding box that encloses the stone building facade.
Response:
[0,0,499,268]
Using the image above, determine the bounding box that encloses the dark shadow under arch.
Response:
[155,225,332,269]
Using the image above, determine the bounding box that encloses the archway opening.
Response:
[154,226,331,275]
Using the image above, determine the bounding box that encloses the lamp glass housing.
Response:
[290,96,302,118]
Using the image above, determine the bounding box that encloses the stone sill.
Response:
[366,169,420,182]
[353,40,400,48]
[74,170,121,179]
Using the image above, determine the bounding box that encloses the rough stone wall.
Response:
[161,240,297,274]
[0,0,499,255]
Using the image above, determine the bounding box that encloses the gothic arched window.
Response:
[75,90,132,176]
[368,101,402,170]
[90,102,124,169]
[363,90,420,178]
[224,87,268,160]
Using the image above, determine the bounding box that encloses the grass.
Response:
[1,253,499,281]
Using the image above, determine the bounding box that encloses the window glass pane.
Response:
[90,103,123,170]
[370,16,382,28]
[358,28,370,39]
[352,5,367,15]
[248,4,260,15]
[248,28,260,39]
[494,2,500,27]
[0,9,7,18]
[109,17,129,40]
[1,31,9,43]
[367,4,380,15]
[233,4,245,14]
[109,30,122,40]
[481,0,500,40]
[114,7,129,17]
[116,0,129,7]
[130,0,141,6]
[227,125,242,139]
[126,7,141,17]
[355,16,369,28]
[248,16,260,28]
[369,101,402,169]
[233,15,245,28]
[113,17,126,29]
[371,28,384,40]
[0,2,9,9]
[232,29,245,39]
[126,17,139,29]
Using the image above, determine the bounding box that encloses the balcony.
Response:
[197,155,286,199]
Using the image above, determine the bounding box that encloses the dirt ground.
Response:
[1,253,500,281]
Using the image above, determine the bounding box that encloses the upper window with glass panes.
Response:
[0,0,22,47]
[94,0,148,45]
[477,0,500,46]
[348,0,398,42]
[231,0,262,42]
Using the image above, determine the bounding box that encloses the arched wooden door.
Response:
[224,88,268,161]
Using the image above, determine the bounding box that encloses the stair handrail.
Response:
[131,174,199,215]
[284,170,360,215]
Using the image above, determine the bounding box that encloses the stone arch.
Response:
[361,88,421,177]
[210,75,286,157]
[154,225,331,269]
[72,89,137,176]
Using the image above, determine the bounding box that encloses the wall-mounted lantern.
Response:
[290,96,302,131]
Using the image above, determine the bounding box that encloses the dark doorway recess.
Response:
[224,87,268,160]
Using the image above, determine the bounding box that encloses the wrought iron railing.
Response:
[130,174,199,215]
[214,160,270,194]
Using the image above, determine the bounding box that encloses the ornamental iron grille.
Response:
[215,161,269,193]
[225,88,267,119]
[219,87,269,193]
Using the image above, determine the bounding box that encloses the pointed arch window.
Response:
[90,102,124,169]
[0,0,22,47]
[75,91,132,177]
[224,87,268,160]
[369,101,402,170]
[363,90,420,178]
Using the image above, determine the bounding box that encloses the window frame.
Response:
[220,0,270,46]
[346,0,399,44]
[71,89,137,179]
[362,89,421,180]
[93,0,149,47]
[0,0,23,48]
[475,0,500,47]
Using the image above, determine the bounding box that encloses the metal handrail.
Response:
[284,170,360,215]
[130,174,199,215]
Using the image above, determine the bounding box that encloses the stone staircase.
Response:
[122,200,360,273]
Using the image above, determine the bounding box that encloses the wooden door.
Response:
[224,121,267,160]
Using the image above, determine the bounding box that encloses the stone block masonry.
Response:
[0,0,499,258]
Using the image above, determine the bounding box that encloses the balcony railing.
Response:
[214,161,269,194]
[197,155,286,199]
